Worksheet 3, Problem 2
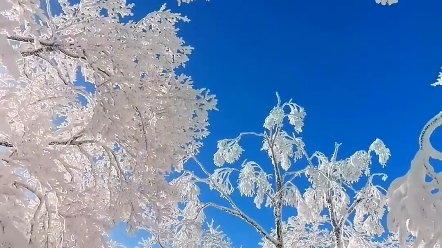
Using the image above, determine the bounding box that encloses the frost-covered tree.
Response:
[0,0,216,247]
[176,93,400,248]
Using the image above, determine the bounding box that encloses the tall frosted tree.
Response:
[175,93,403,248]
[0,0,216,247]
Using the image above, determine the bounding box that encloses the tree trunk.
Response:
[327,188,344,248]
[333,226,344,248]
[274,206,283,248]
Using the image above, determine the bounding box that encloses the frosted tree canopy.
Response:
[0,0,216,247]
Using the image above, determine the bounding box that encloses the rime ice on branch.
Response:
[375,0,398,5]
[0,0,215,247]
[387,71,442,247]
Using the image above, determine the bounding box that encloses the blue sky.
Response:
[55,0,442,247]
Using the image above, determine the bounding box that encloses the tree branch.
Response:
[193,157,280,246]
[0,137,95,148]
[6,35,113,81]
[7,35,84,59]
[201,202,279,246]
[339,197,363,227]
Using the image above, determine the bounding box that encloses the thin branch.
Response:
[192,157,279,246]
[339,197,364,228]
[0,137,95,148]
[36,53,69,85]
[201,202,279,246]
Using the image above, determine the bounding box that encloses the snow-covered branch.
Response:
[387,108,442,246]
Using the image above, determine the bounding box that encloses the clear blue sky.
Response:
[106,0,442,246]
